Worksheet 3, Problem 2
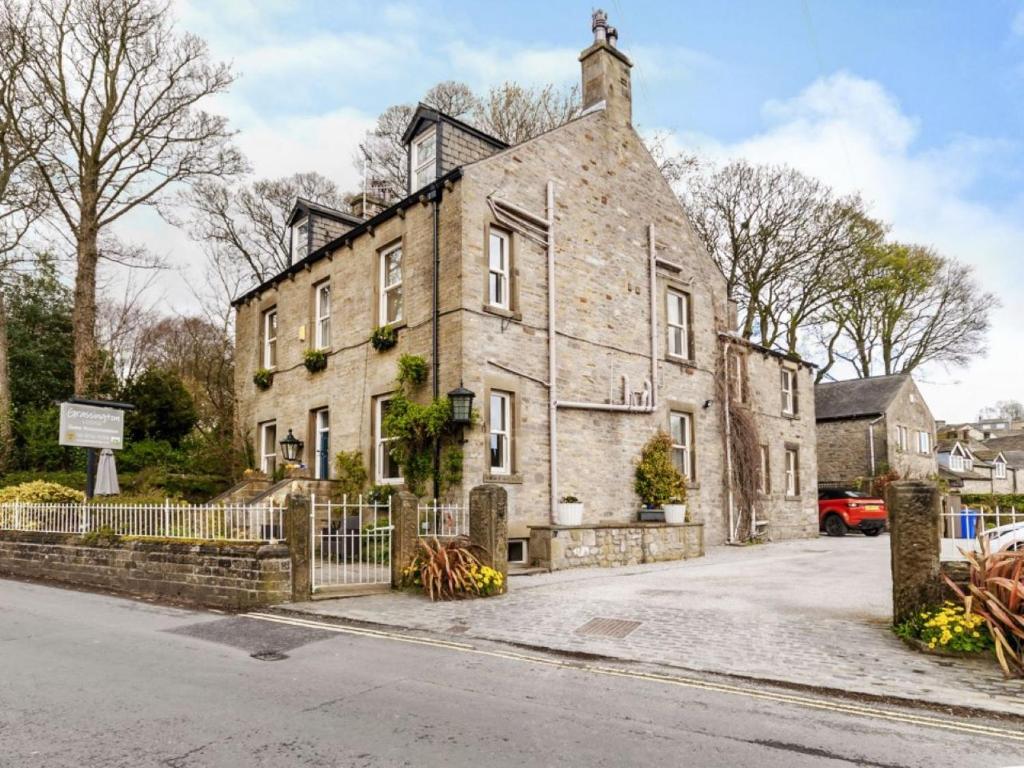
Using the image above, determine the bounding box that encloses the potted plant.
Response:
[664,493,687,525]
[557,494,584,526]
[634,431,686,522]
[253,368,273,390]
[304,349,328,373]
[370,324,398,351]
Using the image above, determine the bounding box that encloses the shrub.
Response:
[366,484,394,505]
[116,439,186,473]
[560,495,580,504]
[360,516,391,564]
[945,539,1024,677]
[120,368,198,447]
[14,406,80,471]
[370,325,398,351]
[397,354,428,387]
[962,493,1024,510]
[253,368,273,390]
[894,601,993,653]
[334,450,368,500]
[0,480,84,504]
[401,536,502,600]
[634,431,686,508]
[303,349,328,373]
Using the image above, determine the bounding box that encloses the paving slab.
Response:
[281,535,1024,718]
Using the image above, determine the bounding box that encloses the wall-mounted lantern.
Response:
[279,429,304,463]
[447,385,476,426]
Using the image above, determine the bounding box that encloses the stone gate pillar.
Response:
[391,491,419,587]
[285,494,311,602]
[469,484,508,579]
[887,480,943,625]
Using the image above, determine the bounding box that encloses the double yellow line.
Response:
[246,611,1024,742]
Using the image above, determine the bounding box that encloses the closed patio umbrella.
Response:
[95,448,120,496]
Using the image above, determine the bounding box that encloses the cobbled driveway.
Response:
[284,535,1024,717]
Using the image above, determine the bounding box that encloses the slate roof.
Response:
[815,375,909,422]
[981,433,1024,452]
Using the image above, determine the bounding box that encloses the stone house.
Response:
[815,374,937,488]
[936,440,1021,494]
[231,12,819,565]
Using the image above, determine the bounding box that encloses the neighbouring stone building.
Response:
[935,439,1022,494]
[231,12,819,567]
[815,374,937,488]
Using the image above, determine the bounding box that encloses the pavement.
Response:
[282,534,1024,719]
[2,577,1023,767]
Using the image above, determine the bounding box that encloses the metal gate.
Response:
[310,494,392,595]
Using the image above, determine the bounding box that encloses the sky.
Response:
[114,0,1024,423]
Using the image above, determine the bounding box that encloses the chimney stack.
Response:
[579,9,632,125]
[347,192,386,220]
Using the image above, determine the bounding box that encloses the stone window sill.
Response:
[484,473,523,484]
[482,304,522,322]
[666,354,696,368]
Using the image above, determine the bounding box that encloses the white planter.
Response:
[557,502,584,526]
[664,503,687,525]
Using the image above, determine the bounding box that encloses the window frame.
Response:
[259,421,277,475]
[780,369,798,416]
[785,447,800,497]
[487,226,511,310]
[375,397,404,486]
[995,460,1007,479]
[411,127,437,191]
[292,217,309,261]
[313,408,330,480]
[262,307,278,369]
[728,350,746,403]
[759,444,770,494]
[666,288,690,360]
[314,281,331,350]
[916,430,930,455]
[488,390,513,476]
[379,243,404,326]
[507,539,528,565]
[950,453,964,472]
[897,425,909,452]
[669,410,694,482]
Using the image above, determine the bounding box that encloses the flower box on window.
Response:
[304,349,328,373]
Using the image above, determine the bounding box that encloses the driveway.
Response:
[284,535,1024,717]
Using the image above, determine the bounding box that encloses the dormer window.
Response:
[411,127,437,191]
[995,460,1007,479]
[292,217,309,261]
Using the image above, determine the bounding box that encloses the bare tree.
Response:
[7,0,243,395]
[682,160,871,353]
[0,2,51,469]
[182,171,345,289]
[471,82,580,145]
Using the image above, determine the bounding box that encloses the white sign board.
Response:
[59,403,124,450]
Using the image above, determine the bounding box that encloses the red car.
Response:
[818,489,887,537]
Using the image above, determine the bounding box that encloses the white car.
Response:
[981,521,1024,552]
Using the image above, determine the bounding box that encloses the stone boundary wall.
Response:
[528,523,704,571]
[0,531,290,609]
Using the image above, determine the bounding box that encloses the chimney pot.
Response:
[607,26,618,47]
[592,8,608,43]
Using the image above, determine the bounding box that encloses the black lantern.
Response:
[447,384,475,426]
[279,429,303,463]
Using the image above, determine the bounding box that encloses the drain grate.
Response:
[250,650,289,662]
[574,617,642,639]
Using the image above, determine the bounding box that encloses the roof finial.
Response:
[592,9,608,44]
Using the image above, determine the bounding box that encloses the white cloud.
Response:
[444,42,580,89]
[668,72,1024,422]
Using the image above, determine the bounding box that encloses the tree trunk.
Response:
[0,287,12,472]
[73,222,99,396]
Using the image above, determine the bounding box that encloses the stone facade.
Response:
[529,522,704,570]
[0,531,291,609]
[232,15,819,559]
[817,376,936,487]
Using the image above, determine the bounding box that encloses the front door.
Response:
[314,409,329,479]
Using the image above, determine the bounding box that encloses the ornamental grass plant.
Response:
[402,536,504,600]
[944,537,1024,677]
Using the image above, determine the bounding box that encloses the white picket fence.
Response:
[417,500,468,538]
[0,500,284,543]
[940,506,1024,562]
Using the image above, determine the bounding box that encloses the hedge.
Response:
[961,493,1024,509]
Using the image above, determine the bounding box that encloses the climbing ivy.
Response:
[381,355,469,497]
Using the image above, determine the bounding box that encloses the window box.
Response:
[370,324,398,352]
[639,507,666,522]
[253,368,273,390]
[304,349,328,373]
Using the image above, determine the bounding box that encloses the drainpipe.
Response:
[868,414,884,477]
[648,224,658,409]
[431,187,441,500]
[723,340,736,543]
[547,181,558,524]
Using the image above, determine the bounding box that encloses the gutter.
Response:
[231,170,463,307]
